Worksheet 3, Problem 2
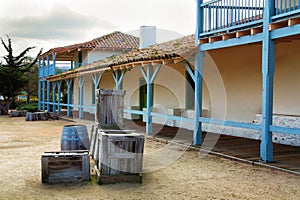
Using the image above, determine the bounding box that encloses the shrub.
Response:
[16,103,39,112]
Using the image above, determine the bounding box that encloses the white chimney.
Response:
[139,26,156,49]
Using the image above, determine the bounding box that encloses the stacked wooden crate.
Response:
[96,89,125,129]
[41,150,90,184]
[90,89,145,184]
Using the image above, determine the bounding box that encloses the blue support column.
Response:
[146,66,153,135]
[47,82,50,112]
[78,77,84,119]
[260,0,275,162]
[52,52,56,75]
[112,70,126,90]
[92,73,103,121]
[37,60,41,111]
[66,79,73,117]
[52,82,57,113]
[57,81,62,114]
[193,49,204,146]
[140,64,162,135]
[42,57,45,78]
[42,81,45,111]
[195,0,203,46]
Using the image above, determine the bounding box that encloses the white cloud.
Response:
[0,5,118,40]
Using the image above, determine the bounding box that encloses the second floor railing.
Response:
[198,0,300,38]
[200,0,265,37]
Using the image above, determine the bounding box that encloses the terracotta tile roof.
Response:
[47,34,197,81]
[39,31,139,59]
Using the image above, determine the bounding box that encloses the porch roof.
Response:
[39,31,140,61]
[46,34,197,81]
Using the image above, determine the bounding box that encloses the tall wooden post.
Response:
[52,52,56,75]
[57,81,62,114]
[260,0,275,162]
[52,82,57,113]
[194,49,204,146]
[42,80,46,110]
[140,64,162,135]
[47,82,50,112]
[66,79,73,117]
[78,77,84,119]
[195,0,203,46]
[92,73,103,121]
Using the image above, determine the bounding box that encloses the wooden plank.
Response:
[288,17,300,26]
[208,36,222,43]
[174,57,184,64]
[236,29,251,38]
[162,59,174,65]
[41,156,49,183]
[222,33,236,40]
[82,154,90,181]
[199,38,208,45]
[251,27,263,35]
[269,20,288,31]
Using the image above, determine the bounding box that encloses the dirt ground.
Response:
[0,116,300,200]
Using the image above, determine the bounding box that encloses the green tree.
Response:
[0,36,41,114]
[23,57,39,104]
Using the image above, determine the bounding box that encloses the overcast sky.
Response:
[0,0,196,58]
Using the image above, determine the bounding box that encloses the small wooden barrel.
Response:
[61,125,90,151]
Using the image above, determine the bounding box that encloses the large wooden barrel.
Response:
[61,125,90,151]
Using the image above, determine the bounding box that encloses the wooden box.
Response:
[96,130,144,184]
[41,150,90,184]
[96,89,125,129]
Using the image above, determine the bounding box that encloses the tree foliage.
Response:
[0,36,42,114]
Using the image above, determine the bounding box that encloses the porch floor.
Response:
[60,111,300,175]
[124,119,300,175]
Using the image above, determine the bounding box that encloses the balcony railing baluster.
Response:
[198,0,300,38]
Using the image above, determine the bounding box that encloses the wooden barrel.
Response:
[61,125,90,151]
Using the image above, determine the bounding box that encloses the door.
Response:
[139,78,154,119]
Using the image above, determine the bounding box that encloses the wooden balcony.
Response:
[196,0,300,44]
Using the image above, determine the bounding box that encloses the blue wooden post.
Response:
[47,55,50,66]
[52,52,56,75]
[140,64,162,135]
[194,49,204,146]
[52,82,57,113]
[42,57,45,77]
[66,79,73,117]
[92,73,103,121]
[42,81,45,111]
[112,70,126,90]
[57,81,62,114]
[37,60,41,111]
[78,77,84,119]
[260,0,275,162]
[195,0,203,46]
[47,81,50,112]
[146,65,153,134]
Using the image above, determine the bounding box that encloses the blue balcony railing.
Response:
[200,0,264,37]
[198,0,300,38]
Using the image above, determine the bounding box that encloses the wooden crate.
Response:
[96,130,144,184]
[41,150,90,184]
[89,125,99,162]
[96,90,125,129]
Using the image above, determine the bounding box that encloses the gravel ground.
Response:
[0,116,299,200]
